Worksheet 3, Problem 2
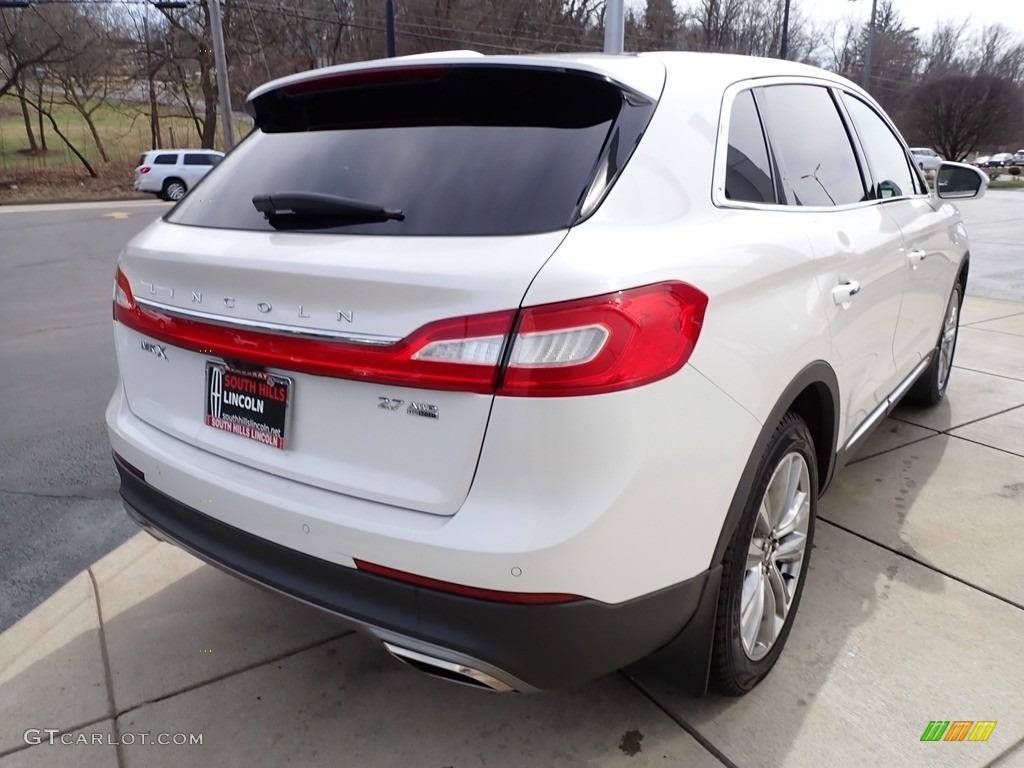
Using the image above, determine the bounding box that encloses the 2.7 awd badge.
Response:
[378,397,439,419]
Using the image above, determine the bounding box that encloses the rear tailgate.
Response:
[114,57,662,517]
[115,224,566,515]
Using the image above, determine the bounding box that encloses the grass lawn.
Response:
[0,95,250,200]
[988,177,1024,189]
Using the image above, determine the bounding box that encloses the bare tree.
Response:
[905,73,1024,161]
[1,4,73,153]
[120,3,170,150]
[51,4,118,161]
[158,2,221,148]
[13,73,37,152]
[19,89,99,177]
[0,6,66,100]
[919,19,971,80]
[964,24,1024,85]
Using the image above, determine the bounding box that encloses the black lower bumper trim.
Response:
[114,455,712,690]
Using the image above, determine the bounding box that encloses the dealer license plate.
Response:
[204,363,291,449]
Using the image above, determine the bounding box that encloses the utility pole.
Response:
[603,0,624,54]
[385,0,396,57]
[207,0,235,151]
[859,0,879,90]
[779,0,791,59]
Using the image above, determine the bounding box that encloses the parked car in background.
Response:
[973,155,990,168]
[134,149,225,201]
[1013,150,1024,165]
[108,51,988,697]
[977,152,1014,168]
[909,147,943,171]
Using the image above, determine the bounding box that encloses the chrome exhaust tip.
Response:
[382,642,518,693]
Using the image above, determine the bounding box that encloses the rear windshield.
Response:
[167,66,655,236]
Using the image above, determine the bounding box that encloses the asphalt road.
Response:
[0,191,1021,633]
[957,189,1024,302]
[0,200,171,632]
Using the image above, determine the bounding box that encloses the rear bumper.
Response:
[114,453,715,691]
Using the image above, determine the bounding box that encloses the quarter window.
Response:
[724,90,775,204]
[758,85,865,207]
[154,154,178,165]
[843,95,920,198]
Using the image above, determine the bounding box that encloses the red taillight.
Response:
[354,559,583,604]
[112,268,514,393]
[113,267,135,317]
[138,166,151,174]
[498,282,707,397]
[113,268,706,397]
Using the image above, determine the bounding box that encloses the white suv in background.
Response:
[133,149,224,201]
[108,52,988,696]
[909,147,943,171]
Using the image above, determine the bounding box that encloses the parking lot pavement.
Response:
[957,190,1024,303]
[2,295,1022,768]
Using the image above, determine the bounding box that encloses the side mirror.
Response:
[933,162,989,200]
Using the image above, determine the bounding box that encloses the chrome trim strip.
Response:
[842,355,932,453]
[382,642,517,693]
[887,354,931,407]
[136,298,400,346]
[843,397,890,454]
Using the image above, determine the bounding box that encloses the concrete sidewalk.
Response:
[2,296,1023,768]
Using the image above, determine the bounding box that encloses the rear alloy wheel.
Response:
[711,413,817,695]
[907,280,961,406]
[164,179,187,201]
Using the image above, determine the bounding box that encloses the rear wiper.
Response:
[252,192,404,225]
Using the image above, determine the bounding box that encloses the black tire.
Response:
[711,412,818,696]
[163,178,187,202]
[906,280,962,407]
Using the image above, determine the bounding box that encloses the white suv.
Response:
[133,149,224,201]
[909,147,943,172]
[107,52,987,695]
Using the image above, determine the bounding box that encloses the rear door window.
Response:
[184,154,216,166]
[757,85,865,206]
[167,66,655,236]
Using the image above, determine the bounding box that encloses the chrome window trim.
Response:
[712,75,931,212]
[135,298,401,346]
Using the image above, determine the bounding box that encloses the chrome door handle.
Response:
[832,280,861,306]
[908,249,928,269]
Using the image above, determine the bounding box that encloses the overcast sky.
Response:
[803,0,1024,39]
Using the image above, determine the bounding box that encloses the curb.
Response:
[0,194,155,206]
